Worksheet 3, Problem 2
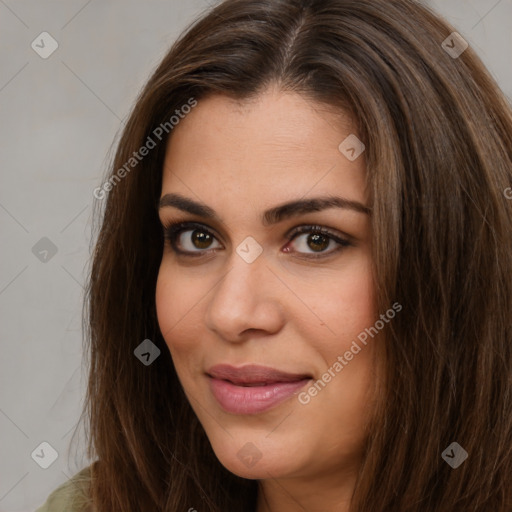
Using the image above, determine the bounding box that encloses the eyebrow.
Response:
[158,193,371,225]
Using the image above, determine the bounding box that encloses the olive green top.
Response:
[35,465,92,512]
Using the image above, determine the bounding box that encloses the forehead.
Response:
[161,89,367,207]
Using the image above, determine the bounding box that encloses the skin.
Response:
[156,87,379,512]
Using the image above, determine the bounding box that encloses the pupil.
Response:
[308,233,328,252]
[192,230,212,249]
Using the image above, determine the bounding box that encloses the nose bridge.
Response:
[205,248,283,339]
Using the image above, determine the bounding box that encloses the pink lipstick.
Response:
[207,364,312,414]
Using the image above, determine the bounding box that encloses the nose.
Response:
[204,250,285,342]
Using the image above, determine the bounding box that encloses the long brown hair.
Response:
[79,0,512,509]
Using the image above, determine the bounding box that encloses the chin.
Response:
[206,429,308,480]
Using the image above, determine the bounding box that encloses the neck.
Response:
[255,467,357,512]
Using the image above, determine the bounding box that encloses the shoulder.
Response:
[35,465,93,512]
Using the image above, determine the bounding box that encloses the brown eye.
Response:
[176,228,221,252]
[306,233,330,252]
[190,229,214,249]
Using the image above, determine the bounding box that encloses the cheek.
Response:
[339,267,375,333]
[156,267,209,394]
[155,268,176,343]
[155,264,200,353]
[299,256,377,416]
[307,257,375,351]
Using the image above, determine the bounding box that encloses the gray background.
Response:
[0,0,510,510]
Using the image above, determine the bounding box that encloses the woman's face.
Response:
[156,88,378,482]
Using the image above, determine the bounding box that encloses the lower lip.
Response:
[208,377,310,414]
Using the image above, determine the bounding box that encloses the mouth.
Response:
[206,364,313,415]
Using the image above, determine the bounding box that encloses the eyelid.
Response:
[161,218,353,241]
[162,219,221,237]
[284,224,355,246]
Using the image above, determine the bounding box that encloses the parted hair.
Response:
[78,0,512,510]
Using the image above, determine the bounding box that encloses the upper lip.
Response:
[207,364,312,385]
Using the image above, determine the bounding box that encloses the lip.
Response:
[207,364,312,414]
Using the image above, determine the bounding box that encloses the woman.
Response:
[36,0,512,510]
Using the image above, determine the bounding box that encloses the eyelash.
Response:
[162,221,352,260]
